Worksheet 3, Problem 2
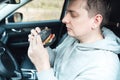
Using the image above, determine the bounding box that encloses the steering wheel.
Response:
[0,41,21,78]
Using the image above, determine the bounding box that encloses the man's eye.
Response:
[71,13,78,18]
[65,10,79,18]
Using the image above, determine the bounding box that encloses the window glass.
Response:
[15,0,64,22]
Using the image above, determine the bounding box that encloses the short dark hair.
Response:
[85,0,111,26]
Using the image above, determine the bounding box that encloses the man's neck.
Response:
[78,30,104,43]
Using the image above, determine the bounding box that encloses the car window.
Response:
[15,0,64,22]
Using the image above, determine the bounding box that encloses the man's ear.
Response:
[92,14,103,29]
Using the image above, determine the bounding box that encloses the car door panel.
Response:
[1,20,66,64]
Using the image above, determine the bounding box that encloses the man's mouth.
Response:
[67,27,72,31]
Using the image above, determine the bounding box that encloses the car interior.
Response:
[106,0,120,59]
[0,0,120,80]
[0,0,67,79]
[107,0,120,38]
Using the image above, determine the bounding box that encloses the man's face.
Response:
[62,0,95,39]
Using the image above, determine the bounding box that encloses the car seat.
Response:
[106,0,120,59]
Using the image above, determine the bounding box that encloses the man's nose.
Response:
[62,14,70,24]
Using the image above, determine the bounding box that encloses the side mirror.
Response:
[0,0,20,4]
[7,12,23,23]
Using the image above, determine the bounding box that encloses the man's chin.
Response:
[67,32,74,37]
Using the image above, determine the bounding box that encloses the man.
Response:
[28,0,120,80]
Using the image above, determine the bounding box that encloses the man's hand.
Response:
[28,27,50,72]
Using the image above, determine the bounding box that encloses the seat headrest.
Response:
[106,0,120,38]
